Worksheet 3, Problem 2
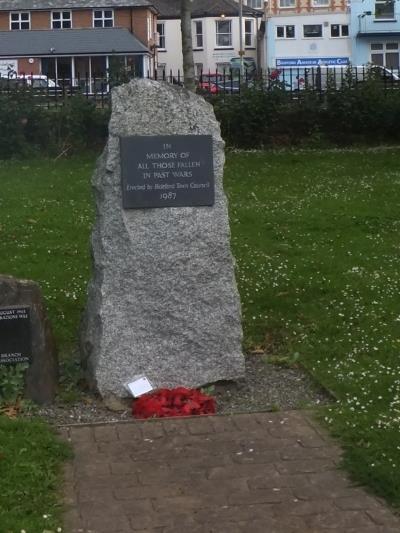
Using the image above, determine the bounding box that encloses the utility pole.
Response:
[239,0,244,76]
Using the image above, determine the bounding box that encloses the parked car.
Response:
[0,74,61,93]
[268,65,400,92]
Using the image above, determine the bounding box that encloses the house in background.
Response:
[264,0,351,69]
[0,0,158,87]
[351,0,400,71]
[151,0,262,76]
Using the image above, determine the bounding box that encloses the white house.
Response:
[151,0,262,76]
[263,0,351,69]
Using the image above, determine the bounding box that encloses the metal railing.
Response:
[0,66,398,107]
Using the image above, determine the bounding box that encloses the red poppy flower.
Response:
[132,387,216,419]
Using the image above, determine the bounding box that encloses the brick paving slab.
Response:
[60,411,400,533]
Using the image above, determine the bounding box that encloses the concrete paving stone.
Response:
[307,470,352,488]
[365,506,400,526]
[248,472,311,490]
[110,460,170,476]
[209,415,239,433]
[333,492,386,510]
[228,487,293,505]
[137,466,207,485]
[82,512,132,533]
[293,486,366,502]
[160,419,190,435]
[153,493,233,513]
[207,462,278,480]
[116,423,144,441]
[185,416,216,435]
[280,444,342,461]
[127,510,196,529]
[93,425,119,442]
[77,487,114,503]
[74,461,111,478]
[275,458,336,475]
[305,510,376,529]
[231,413,264,432]
[140,421,166,440]
[167,453,233,470]
[231,449,280,464]
[70,426,95,443]
[272,499,337,516]
[113,484,184,500]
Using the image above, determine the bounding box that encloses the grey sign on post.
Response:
[120,135,214,208]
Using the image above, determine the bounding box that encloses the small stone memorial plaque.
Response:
[0,306,31,364]
[120,135,214,208]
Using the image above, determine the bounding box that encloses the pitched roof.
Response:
[0,0,152,10]
[0,27,149,56]
[150,0,261,19]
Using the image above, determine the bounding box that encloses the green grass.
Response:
[1,150,400,512]
[0,417,71,532]
[224,147,400,506]
[0,156,95,356]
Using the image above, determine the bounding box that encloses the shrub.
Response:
[0,91,110,159]
[211,78,400,149]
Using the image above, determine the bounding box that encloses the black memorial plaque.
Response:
[0,307,31,364]
[120,135,214,208]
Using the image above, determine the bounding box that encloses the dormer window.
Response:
[52,11,72,29]
[10,12,30,30]
[93,10,114,28]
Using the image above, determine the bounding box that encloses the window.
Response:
[193,21,203,48]
[10,12,30,30]
[247,0,263,8]
[93,10,114,28]
[313,0,329,6]
[330,24,349,37]
[279,0,296,8]
[303,24,323,37]
[245,19,254,47]
[371,42,399,69]
[216,20,232,47]
[375,0,395,19]
[52,11,72,29]
[157,22,165,49]
[276,25,295,38]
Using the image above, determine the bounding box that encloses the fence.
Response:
[0,65,399,107]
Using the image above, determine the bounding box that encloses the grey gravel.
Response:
[32,353,332,426]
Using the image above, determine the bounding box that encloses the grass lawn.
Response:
[0,417,70,531]
[0,148,399,517]
[225,147,400,506]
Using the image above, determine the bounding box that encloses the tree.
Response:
[180,0,195,92]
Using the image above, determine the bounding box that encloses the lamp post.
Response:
[239,0,244,76]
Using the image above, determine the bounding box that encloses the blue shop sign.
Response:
[276,57,350,67]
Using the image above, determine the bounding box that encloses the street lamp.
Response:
[239,0,244,76]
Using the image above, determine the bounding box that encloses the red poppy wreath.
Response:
[132,387,216,419]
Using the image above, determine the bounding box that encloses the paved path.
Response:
[60,411,400,533]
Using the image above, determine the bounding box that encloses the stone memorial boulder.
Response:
[0,274,58,404]
[81,78,245,398]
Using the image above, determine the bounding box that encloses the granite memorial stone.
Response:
[81,78,245,398]
[0,275,58,404]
